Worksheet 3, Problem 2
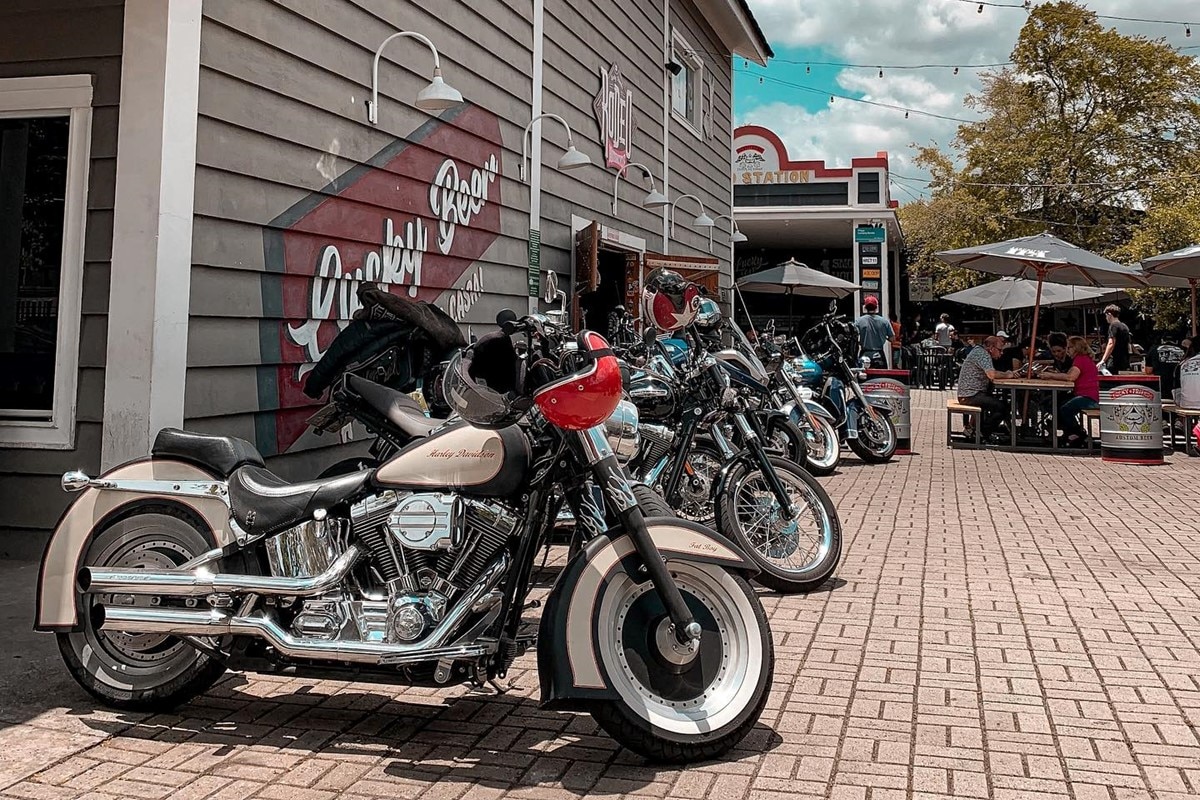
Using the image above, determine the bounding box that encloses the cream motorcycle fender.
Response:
[35,459,236,631]
[537,516,756,709]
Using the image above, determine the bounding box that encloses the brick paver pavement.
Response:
[2,389,1199,799]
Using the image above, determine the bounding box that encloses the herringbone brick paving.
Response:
[2,389,1198,798]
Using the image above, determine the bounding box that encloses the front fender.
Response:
[803,399,835,420]
[537,516,755,710]
[35,458,236,631]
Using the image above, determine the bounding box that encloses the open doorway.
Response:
[579,247,629,339]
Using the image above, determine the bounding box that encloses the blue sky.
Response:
[736,0,1200,205]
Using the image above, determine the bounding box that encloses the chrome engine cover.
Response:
[265,519,347,579]
[387,493,464,551]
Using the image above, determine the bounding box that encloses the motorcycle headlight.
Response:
[603,400,640,464]
[798,386,814,401]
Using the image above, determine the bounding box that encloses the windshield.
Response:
[723,318,771,381]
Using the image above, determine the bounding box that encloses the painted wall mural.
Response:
[260,103,504,454]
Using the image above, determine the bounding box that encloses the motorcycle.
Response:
[738,321,841,477]
[33,313,774,763]
[622,321,842,594]
[798,304,898,464]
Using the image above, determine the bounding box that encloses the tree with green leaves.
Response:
[900,1,1200,328]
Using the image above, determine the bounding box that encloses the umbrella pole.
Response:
[1027,272,1045,378]
[1192,279,1197,339]
[788,288,794,338]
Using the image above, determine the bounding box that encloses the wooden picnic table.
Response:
[992,377,1076,451]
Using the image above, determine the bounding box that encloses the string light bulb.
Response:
[1187,26,1192,37]
[878,68,884,78]
[905,111,910,119]
[829,95,835,103]
[806,64,811,74]
[953,67,960,75]
[977,3,984,12]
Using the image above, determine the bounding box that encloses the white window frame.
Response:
[0,74,93,449]
[670,31,704,137]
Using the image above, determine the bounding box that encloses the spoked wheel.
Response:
[57,507,229,711]
[764,418,808,468]
[848,410,897,463]
[591,560,773,763]
[716,456,842,593]
[799,415,840,476]
[671,440,723,528]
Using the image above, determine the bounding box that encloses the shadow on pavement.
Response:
[70,679,781,794]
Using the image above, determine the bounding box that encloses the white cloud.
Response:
[740,0,1200,201]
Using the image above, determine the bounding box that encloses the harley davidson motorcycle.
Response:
[33,313,774,763]
[620,305,842,594]
[798,304,898,464]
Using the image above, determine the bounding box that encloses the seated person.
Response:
[1045,333,1072,373]
[993,331,1021,371]
[1035,335,1100,446]
[956,336,1016,440]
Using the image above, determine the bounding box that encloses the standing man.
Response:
[956,335,1015,441]
[1100,304,1131,374]
[855,295,895,368]
[935,313,955,348]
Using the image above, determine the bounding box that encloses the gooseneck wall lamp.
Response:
[367,31,463,124]
[520,113,592,182]
[611,162,669,215]
[669,194,715,238]
[709,214,748,252]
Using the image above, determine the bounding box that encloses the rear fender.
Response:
[537,517,754,709]
[35,458,236,631]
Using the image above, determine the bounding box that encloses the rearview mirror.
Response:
[543,270,558,305]
[829,299,838,313]
[643,327,657,347]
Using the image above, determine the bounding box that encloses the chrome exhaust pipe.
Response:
[79,544,364,598]
[94,554,508,666]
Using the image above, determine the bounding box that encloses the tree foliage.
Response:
[900,1,1200,329]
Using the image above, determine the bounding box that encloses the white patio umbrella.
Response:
[737,258,862,334]
[1140,245,1200,337]
[936,233,1146,375]
[941,277,1117,311]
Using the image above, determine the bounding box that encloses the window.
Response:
[671,33,703,133]
[0,75,92,448]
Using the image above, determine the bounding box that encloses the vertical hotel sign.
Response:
[593,63,634,171]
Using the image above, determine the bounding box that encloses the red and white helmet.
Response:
[641,268,702,333]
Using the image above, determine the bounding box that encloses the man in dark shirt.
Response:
[993,331,1023,371]
[1101,304,1131,373]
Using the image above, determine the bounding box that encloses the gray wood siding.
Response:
[190,0,739,468]
[668,0,735,278]
[0,0,121,553]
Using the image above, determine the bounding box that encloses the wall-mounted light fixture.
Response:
[666,60,684,76]
[520,113,591,182]
[611,162,669,215]
[669,194,715,237]
[367,31,462,124]
[708,214,748,252]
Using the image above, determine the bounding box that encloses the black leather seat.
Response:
[345,374,443,439]
[153,428,266,477]
[228,465,371,536]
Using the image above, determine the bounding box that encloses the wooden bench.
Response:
[1164,403,1200,455]
[947,399,983,448]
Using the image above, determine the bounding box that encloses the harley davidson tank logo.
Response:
[428,448,499,460]
[259,104,504,455]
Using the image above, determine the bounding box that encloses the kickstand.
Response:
[489,678,518,695]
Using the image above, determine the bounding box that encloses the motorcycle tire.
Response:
[764,417,809,469]
[57,506,231,712]
[589,560,774,763]
[715,455,842,594]
[667,439,724,528]
[799,415,840,477]
[633,482,674,517]
[848,411,897,463]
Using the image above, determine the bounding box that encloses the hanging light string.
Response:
[961,0,1197,35]
[734,69,982,122]
[890,172,1200,189]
